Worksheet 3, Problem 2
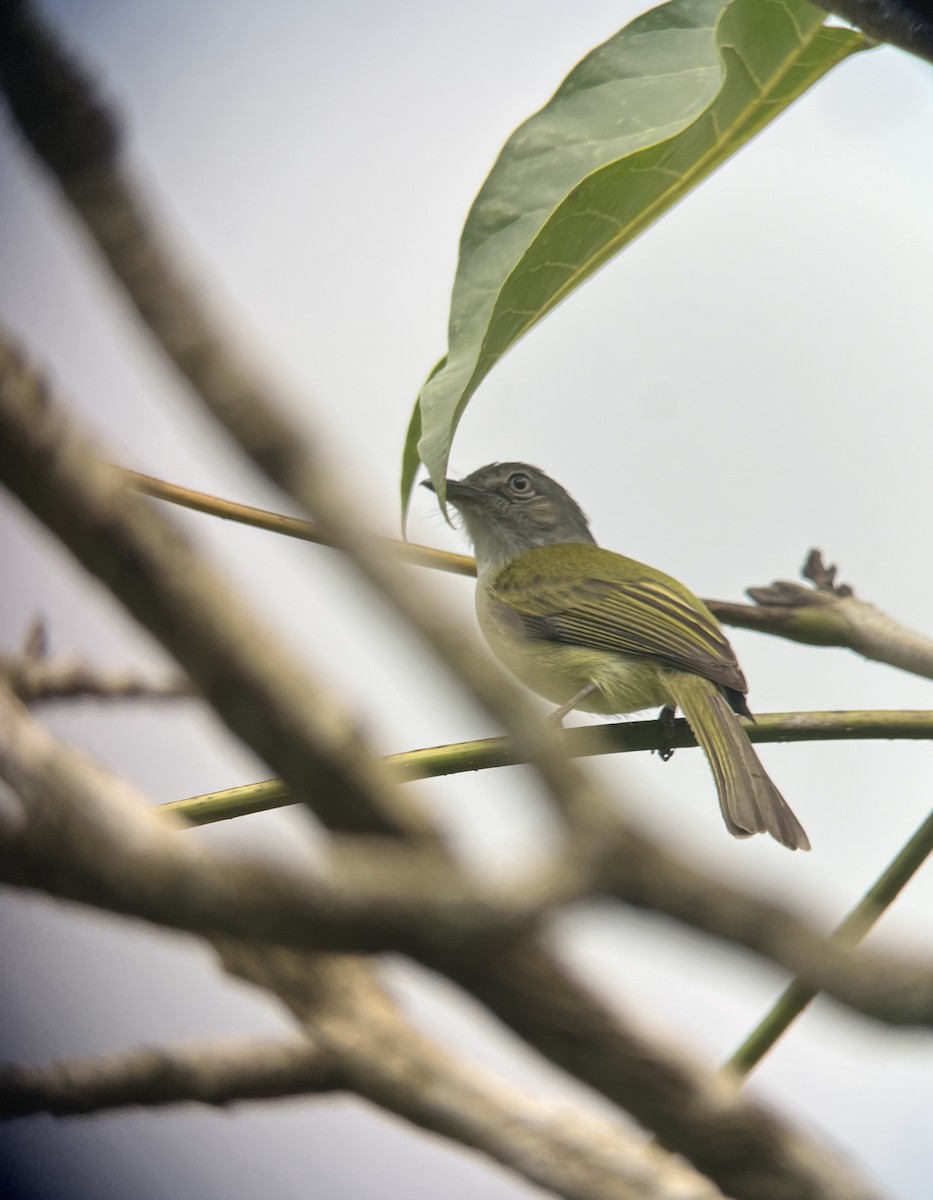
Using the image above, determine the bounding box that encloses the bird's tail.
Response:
[667,673,810,851]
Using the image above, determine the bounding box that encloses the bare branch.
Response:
[0,332,438,844]
[224,946,875,1200]
[726,807,933,1077]
[717,549,933,680]
[0,684,546,952]
[0,972,727,1200]
[0,676,896,1199]
[1,623,193,702]
[0,1038,337,1116]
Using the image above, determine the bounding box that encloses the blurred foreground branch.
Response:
[0,7,922,1198]
[0,968,724,1200]
[1,617,193,702]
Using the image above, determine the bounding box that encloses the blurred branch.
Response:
[0,679,914,1200]
[812,1,933,63]
[215,949,729,1200]
[6,662,933,1047]
[0,683,546,951]
[166,709,933,825]
[2,617,193,702]
[0,667,889,1198]
[0,1037,337,1116]
[0,357,899,1200]
[423,937,875,1200]
[0,332,438,844]
[0,10,908,1196]
[0,2,598,840]
[0,976,724,1200]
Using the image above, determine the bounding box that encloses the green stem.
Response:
[726,808,933,1078]
[163,709,933,827]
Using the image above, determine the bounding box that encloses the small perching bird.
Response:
[426,462,809,851]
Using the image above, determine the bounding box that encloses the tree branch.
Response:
[0,671,905,1200]
[0,2,600,841]
[124,471,933,687]
[0,684,550,952]
[2,619,193,702]
[0,12,910,1196]
[164,709,933,825]
[726,807,933,1077]
[122,468,475,575]
[727,549,933,680]
[213,950,735,1200]
[0,332,438,844]
[0,1037,337,1116]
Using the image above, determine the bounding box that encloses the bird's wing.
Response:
[489,563,747,695]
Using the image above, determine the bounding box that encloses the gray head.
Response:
[427,462,596,576]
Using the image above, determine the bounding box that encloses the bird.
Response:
[426,461,809,851]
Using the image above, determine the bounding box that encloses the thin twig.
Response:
[121,468,476,574]
[164,709,933,826]
[725,806,933,1077]
[125,471,933,685]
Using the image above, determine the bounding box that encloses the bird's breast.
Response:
[475,585,673,715]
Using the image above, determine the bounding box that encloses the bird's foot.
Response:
[656,705,677,761]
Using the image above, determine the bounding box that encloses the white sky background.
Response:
[2,1,933,1197]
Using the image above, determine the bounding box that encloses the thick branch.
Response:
[0,675,902,1200]
[7,673,933,1043]
[0,685,544,952]
[0,998,724,1200]
[0,333,436,843]
[0,4,595,840]
[218,948,728,1200]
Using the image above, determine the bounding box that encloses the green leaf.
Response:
[406,0,869,508]
[400,391,423,532]
[400,355,445,532]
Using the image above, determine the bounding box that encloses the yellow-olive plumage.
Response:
[431,462,809,851]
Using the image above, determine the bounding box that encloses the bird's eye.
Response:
[507,472,532,496]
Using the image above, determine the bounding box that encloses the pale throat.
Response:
[461,512,595,581]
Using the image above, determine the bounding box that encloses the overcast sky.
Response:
[2,2,933,1197]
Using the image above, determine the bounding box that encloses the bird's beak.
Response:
[425,478,485,504]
